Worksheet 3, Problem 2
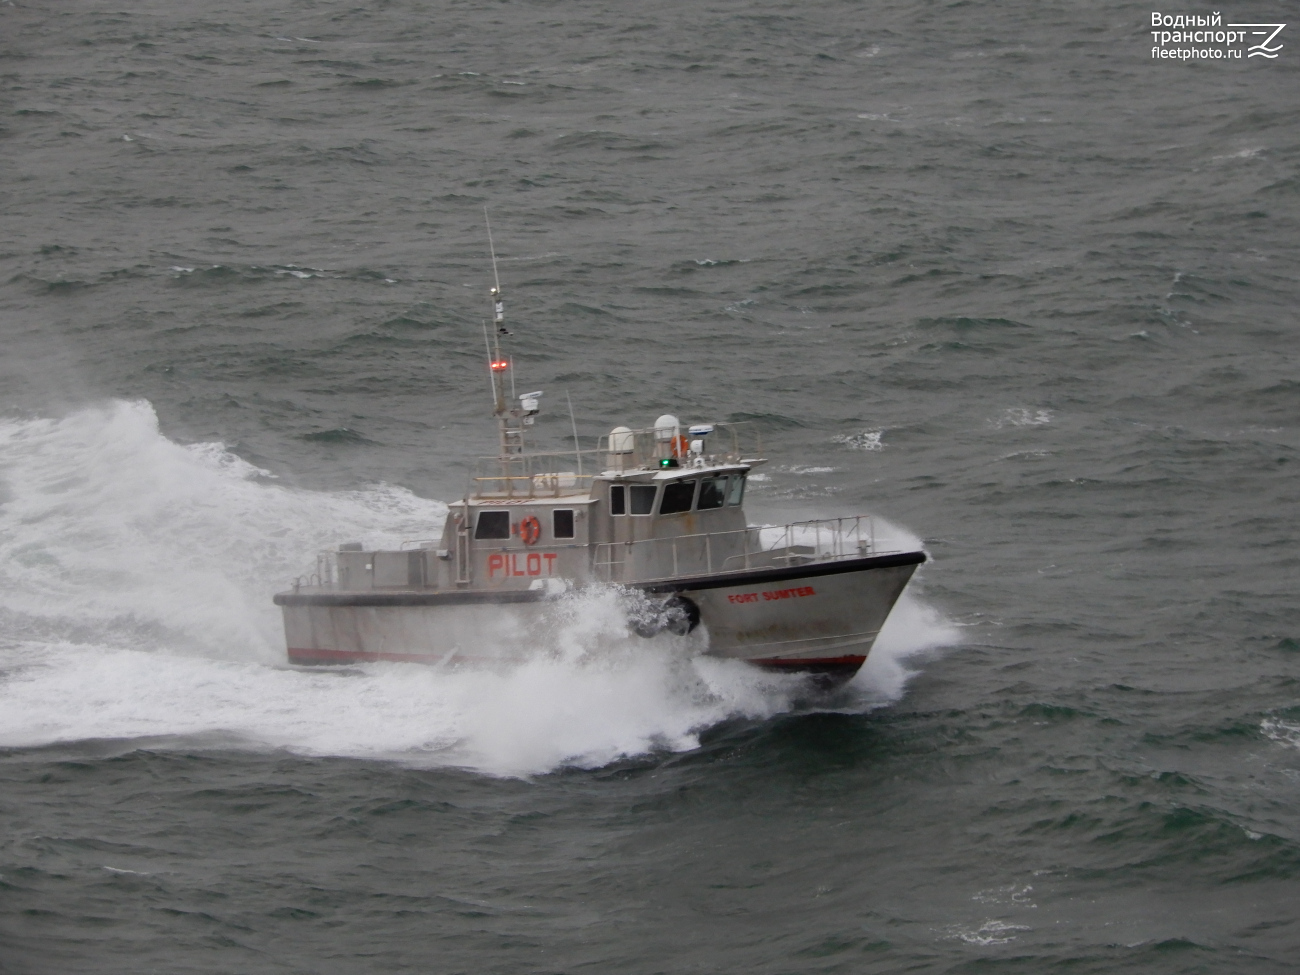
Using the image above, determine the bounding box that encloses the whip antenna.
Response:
[484,207,505,332]
[567,391,583,476]
[485,206,501,292]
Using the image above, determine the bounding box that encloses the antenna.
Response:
[485,207,506,335]
[567,390,583,476]
[481,210,529,461]
[485,206,502,295]
[481,321,497,401]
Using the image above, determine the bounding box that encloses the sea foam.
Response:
[0,400,957,775]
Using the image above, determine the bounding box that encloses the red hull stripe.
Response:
[750,655,866,668]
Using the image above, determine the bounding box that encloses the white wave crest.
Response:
[1261,717,1300,749]
[992,408,1053,429]
[0,400,958,775]
[834,429,884,451]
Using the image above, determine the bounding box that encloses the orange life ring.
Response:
[518,515,541,546]
[670,434,689,458]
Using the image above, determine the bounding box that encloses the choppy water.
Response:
[2,0,1299,971]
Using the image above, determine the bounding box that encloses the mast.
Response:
[484,210,532,463]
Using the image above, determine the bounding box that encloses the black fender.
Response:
[631,594,701,638]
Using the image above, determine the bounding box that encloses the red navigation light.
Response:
[490,360,509,371]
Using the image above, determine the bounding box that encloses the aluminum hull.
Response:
[275,551,924,680]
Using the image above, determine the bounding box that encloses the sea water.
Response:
[2,0,1298,971]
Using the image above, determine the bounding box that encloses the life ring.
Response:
[670,434,689,458]
[518,515,541,546]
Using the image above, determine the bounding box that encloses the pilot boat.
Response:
[274,253,926,683]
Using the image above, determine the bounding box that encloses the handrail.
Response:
[599,421,760,474]
[465,421,763,487]
[593,515,886,582]
[468,449,602,499]
[312,551,336,587]
[471,472,597,499]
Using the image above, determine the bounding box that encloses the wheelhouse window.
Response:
[659,478,697,514]
[553,509,575,539]
[697,476,727,510]
[610,485,626,515]
[726,474,746,506]
[474,509,510,539]
[629,485,656,515]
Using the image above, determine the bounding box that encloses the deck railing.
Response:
[293,515,891,591]
[468,448,603,499]
[593,515,883,583]
[599,421,761,473]
[465,421,763,498]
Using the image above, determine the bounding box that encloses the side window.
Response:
[659,479,697,514]
[629,485,656,515]
[553,509,575,539]
[726,474,746,506]
[474,510,510,539]
[610,484,626,515]
[697,476,726,510]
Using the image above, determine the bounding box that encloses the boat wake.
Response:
[0,401,958,776]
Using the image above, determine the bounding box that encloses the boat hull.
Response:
[275,552,925,680]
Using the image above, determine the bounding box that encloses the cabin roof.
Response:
[458,496,597,507]
[649,464,750,481]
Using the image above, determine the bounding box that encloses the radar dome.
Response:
[608,426,634,453]
[653,414,681,442]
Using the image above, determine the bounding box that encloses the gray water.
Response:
[2,0,1299,971]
